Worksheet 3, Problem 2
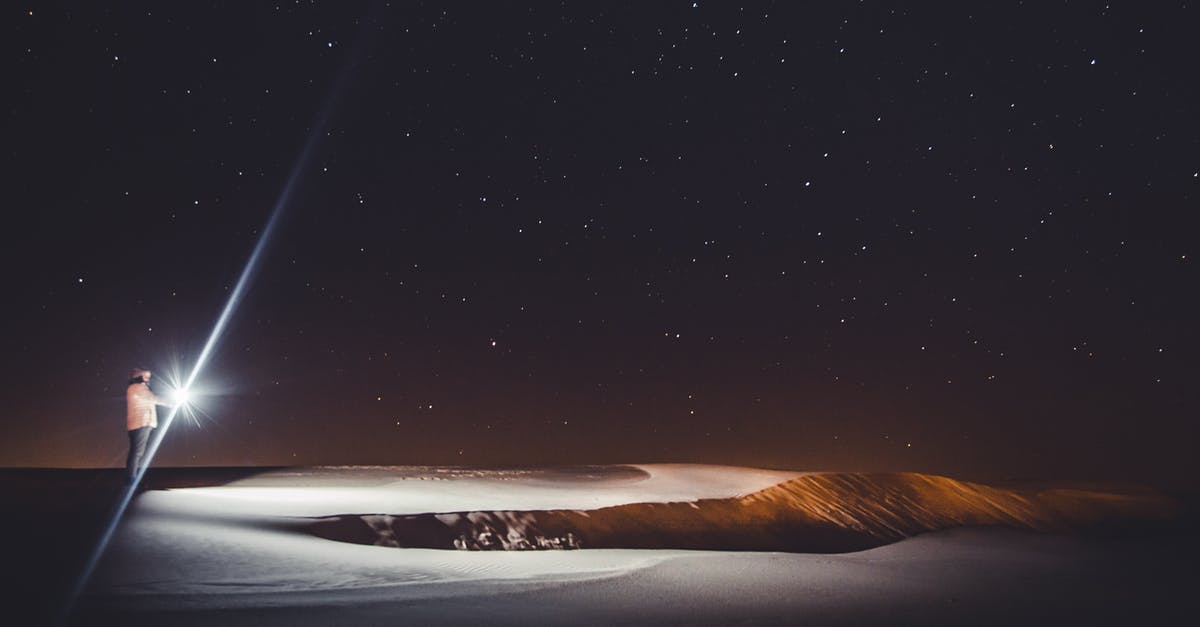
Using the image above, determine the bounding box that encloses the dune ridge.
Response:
[308,471,1178,553]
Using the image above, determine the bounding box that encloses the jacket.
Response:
[126,382,164,431]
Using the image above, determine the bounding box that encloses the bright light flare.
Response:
[174,387,192,407]
[156,366,208,427]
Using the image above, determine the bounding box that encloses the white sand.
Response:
[149,464,802,516]
[86,465,1194,625]
[95,465,800,601]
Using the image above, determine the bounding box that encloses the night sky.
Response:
[3,2,1197,482]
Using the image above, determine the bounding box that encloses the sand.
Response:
[99,530,1197,626]
[1,465,1194,626]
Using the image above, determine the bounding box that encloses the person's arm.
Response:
[147,388,173,407]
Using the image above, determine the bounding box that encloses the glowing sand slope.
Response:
[310,471,1178,552]
[93,464,1178,611]
[97,465,798,600]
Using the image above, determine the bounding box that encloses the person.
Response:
[126,368,169,481]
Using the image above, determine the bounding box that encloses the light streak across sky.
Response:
[56,23,370,623]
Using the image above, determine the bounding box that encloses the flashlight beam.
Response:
[56,26,368,624]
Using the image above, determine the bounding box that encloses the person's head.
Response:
[129,368,151,385]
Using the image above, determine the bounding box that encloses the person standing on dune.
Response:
[125,368,169,481]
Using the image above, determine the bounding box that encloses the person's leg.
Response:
[127,427,149,479]
[126,429,138,479]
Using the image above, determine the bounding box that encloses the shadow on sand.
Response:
[0,467,284,625]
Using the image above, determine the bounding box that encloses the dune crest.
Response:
[738,472,1173,539]
[309,471,1178,553]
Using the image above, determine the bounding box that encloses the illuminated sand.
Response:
[73,465,1194,625]
[93,465,799,599]
[311,470,1177,552]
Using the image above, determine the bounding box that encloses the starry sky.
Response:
[3,2,1197,483]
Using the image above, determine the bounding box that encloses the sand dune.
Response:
[310,471,1178,552]
[20,464,1181,626]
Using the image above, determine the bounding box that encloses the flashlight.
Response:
[174,387,192,407]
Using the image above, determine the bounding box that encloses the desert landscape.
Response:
[6,464,1194,625]
[7,3,1199,625]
